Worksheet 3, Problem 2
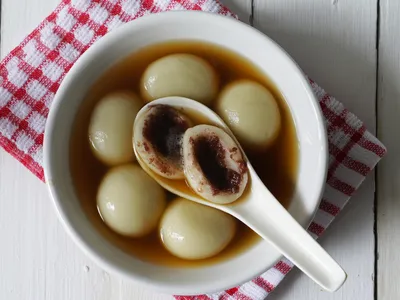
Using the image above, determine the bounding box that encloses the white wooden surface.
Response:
[377,0,400,299]
[0,0,388,299]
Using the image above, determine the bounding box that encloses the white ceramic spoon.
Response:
[133,96,347,292]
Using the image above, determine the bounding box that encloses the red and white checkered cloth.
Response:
[0,0,386,299]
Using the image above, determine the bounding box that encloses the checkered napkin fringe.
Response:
[0,0,386,299]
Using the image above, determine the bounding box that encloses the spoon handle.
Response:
[230,176,346,292]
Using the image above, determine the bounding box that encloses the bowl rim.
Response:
[43,10,328,295]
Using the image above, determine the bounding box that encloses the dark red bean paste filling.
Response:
[192,134,242,195]
[143,105,190,164]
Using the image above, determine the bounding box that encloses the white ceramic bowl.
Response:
[44,11,328,295]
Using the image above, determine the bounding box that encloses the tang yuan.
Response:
[216,80,281,150]
[160,198,236,260]
[97,164,166,237]
[141,54,218,105]
[134,104,192,179]
[88,91,142,166]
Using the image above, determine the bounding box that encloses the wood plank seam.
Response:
[374,0,381,298]
[250,0,254,26]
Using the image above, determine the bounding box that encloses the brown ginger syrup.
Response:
[69,41,299,267]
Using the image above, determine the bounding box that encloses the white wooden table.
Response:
[0,0,397,299]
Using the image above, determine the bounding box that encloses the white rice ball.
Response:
[160,197,236,260]
[97,164,166,237]
[216,80,281,150]
[89,91,143,166]
[141,54,218,105]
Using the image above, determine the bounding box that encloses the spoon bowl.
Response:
[133,96,347,293]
